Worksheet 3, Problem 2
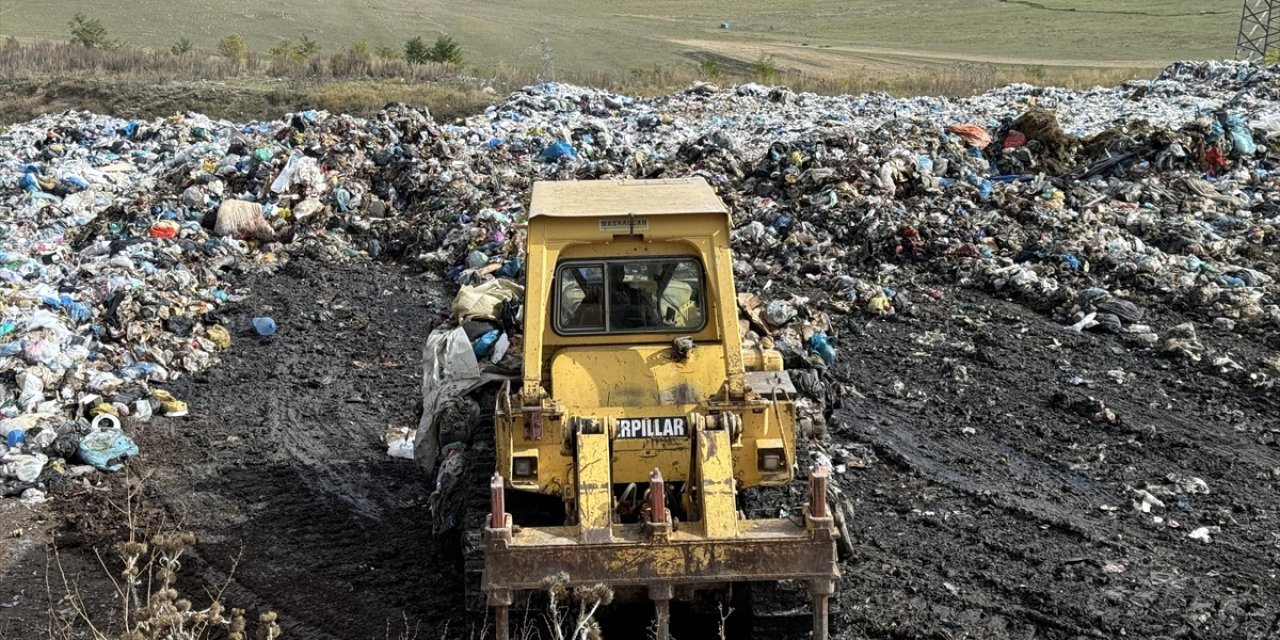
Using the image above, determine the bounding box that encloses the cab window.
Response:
[555,258,705,334]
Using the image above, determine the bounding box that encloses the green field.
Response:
[0,0,1243,79]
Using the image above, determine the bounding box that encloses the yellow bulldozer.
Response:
[432,178,839,639]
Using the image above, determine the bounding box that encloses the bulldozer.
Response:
[433,178,839,639]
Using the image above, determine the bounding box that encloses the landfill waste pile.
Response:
[1,59,1278,638]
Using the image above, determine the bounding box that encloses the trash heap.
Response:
[4,60,1280,502]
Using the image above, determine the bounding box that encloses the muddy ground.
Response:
[2,254,1278,640]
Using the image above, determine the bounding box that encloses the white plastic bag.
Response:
[2,453,48,482]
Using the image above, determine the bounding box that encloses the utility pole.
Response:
[1238,0,1280,61]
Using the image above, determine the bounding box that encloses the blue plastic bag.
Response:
[78,430,139,472]
[1207,119,1224,143]
[496,259,523,279]
[42,294,93,323]
[540,141,577,162]
[66,301,91,323]
[473,330,500,357]
[808,333,837,365]
[1226,115,1256,156]
[118,362,162,380]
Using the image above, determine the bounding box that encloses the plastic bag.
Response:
[765,300,797,326]
[808,333,837,365]
[472,330,500,357]
[385,427,415,460]
[1,453,47,482]
[414,327,485,476]
[253,317,277,336]
[16,370,44,410]
[451,279,525,323]
[214,200,273,240]
[270,153,302,193]
[78,429,139,472]
[540,140,577,162]
[946,123,992,148]
[1227,115,1257,156]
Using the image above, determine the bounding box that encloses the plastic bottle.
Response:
[6,429,25,448]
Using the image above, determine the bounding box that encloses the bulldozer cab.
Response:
[518,178,745,403]
[556,258,704,333]
[482,178,839,639]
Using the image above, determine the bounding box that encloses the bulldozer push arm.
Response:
[484,464,839,640]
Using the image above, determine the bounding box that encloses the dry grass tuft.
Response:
[540,572,612,640]
[44,476,282,640]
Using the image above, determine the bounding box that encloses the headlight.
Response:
[757,448,785,472]
[513,456,538,479]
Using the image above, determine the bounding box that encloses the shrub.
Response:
[350,40,372,60]
[169,37,193,55]
[296,34,320,58]
[375,44,399,60]
[404,36,430,64]
[269,39,305,73]
[269,40,294,59]
[68,13,119,50]
[216,34,247,59]
[699,58,722,80]
[750,54,778,82]
[542,572,613,640]
[428,34,463,65]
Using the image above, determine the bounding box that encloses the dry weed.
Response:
[43,476,282,640]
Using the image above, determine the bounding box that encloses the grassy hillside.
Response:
[0,0,1242,79]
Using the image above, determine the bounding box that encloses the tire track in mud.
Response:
[855,409,1126,545]
[150,259,466,638]
[834,414,1119,638]
[824,291,1279,639]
